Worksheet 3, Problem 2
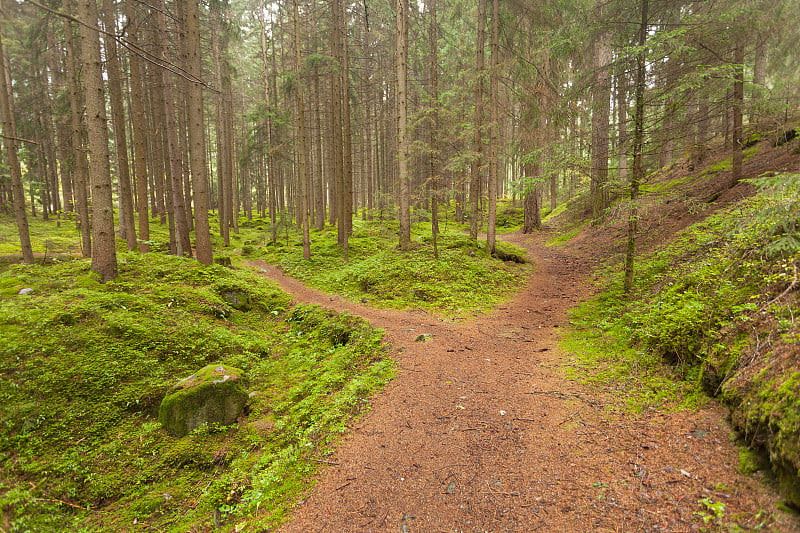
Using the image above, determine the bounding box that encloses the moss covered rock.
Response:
[158,364,248,437]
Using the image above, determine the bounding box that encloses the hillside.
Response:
[556,127,800,511]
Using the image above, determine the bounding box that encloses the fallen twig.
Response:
[34,498,90,511]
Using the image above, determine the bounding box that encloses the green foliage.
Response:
[0,253,393,531]
[741,173,800,257]
[565,176,800,505]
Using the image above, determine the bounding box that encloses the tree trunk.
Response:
[293,0,311,260]
[336,0,353,248]
[126,0,150,253]
[396,0,411,249]
[487,0,499,254]
[64,0,91,257]
[616,59,629,181]
[624,0,648,295]
[0,9,33,263]
[732,39,744,185]
[469,0,487,242]
[101,0,136,251]
[428,0,439,259]
[78,0,117,281]
[522,162,541,233]
[590,12,611,223]
[156,0,192,256]
[184,0,213,264]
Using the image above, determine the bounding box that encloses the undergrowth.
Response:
[0,253,393,531]
[563,172,800,505]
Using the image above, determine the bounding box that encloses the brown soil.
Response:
[253,228,798,532]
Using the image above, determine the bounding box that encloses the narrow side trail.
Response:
[254,233,791,532]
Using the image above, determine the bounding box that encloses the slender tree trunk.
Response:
[624,0,648,295]
[156,0,192,256]
[396,0,411,249]
[293,0,311,260]
[314,66,326,229]
[78,0,117,281]
[0,9,33,263]
[340,0,353,249]
[616,59,629,181]
[732,39,744,186]
[428,0,439,259]
[184,0,213,265]
[522,162,541,233]
[64,0,91,257]
[126,0,150,252]
[212,25,229,246]
[590,11,611,223]
[469,0,487,242]
[101,0,136,251]
[487,0,499,254]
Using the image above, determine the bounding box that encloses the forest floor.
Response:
[252,227,798,532]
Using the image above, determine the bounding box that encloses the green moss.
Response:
[158,364,248,437]
[0,251,393,531]
[739,446,767,475]
[253,221,528,315]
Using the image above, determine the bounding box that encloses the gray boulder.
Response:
[158,364,248,437]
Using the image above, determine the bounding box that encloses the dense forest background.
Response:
[1,0,798,278]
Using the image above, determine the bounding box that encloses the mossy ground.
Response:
[243,212,529,316]
[0,204,530,531]
[558,171,800,507]
[0,250,394,531]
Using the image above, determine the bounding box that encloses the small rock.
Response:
[17,288,33,295]
[690,429,709,439]
[414,333,433,342]
[680,469,691,478]
[499,410,507,416]
[446,481,456,494]
[360,297,370,303]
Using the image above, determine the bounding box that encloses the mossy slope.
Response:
[0,252,394,531]
[565,173,800,507]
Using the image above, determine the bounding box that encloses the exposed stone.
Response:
[17,288,33,295]
[158,364,248,437]
[221,289,251,311]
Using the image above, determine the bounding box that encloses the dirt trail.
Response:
[254,233,793,532]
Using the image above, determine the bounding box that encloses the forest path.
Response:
[253,232,789,532]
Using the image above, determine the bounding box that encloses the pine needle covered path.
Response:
[254,232,794,532]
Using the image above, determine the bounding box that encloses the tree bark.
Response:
[428,0,439,259]
[78,0,117,281]
[101,0,136,251]
[293,0,311,260]
[184,0,213,265]
[64,0,91,257]
[590,10,611,223]
[487,0,499,255]
[155,0,192,257]
[396,0,411,249]
[126,0,150,253]
[731,39,744,186]
[469,0,486,242]
[624,0,648,295]
[0,6,34,263]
